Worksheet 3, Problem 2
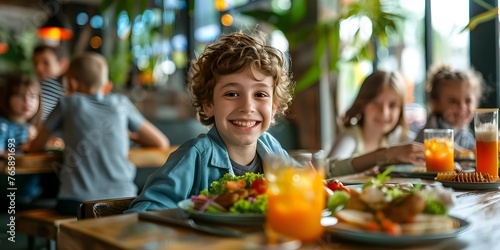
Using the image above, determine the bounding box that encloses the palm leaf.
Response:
[462,7,498,32]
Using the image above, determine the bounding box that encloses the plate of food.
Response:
[382,165,475,179]
[380,165,439,179]
[324,167,470,246]
[436,181,500,190]
[177,172,267,226]
[177,199,265,226]
[435,171,500,190]
[326,215,470,246]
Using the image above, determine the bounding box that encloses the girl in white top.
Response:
[327,71,425,177]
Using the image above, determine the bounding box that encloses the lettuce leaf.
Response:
[230,194,268,214]
[201,172,265,196]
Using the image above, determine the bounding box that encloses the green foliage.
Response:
[100,0,149,22]
[0,28,37,75]
[241,0,405,92]
[108,38,132,87]
[99,0,149,87]
[100,0,178,87]
[463,6,498,32]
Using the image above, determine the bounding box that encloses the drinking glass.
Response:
[264,150,325,243]
[474,108,499,178]
[424,129,454,172]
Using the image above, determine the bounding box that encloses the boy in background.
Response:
[32,44,69,204]
[30,52,170,215]
[33,44,69,120]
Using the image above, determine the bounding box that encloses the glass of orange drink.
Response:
[264,150,325,243]
[474,108,499,178]
[424,129,454,172]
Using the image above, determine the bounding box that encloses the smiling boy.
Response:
[126,31,295,213]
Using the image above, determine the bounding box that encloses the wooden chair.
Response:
[17,209,77,250]
[78,197,136,220]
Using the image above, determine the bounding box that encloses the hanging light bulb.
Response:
[0,29,8,54]
[38,14,73,41]
[0,38,7,54]
[0,42,7,54]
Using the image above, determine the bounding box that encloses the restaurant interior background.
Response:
[0,0,499,152]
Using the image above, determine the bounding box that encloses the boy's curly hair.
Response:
[187,31,295,126]
[426,64,485,106]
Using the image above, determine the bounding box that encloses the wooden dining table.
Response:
[56,172,500,250]
[0,146,179,175]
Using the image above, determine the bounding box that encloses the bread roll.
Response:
[401,214,459,234]
[436,171,492,183]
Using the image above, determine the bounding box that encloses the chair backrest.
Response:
[78,197,136,220]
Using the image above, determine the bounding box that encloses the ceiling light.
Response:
[38,14,73,41]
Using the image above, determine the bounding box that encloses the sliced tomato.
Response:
[226,179,246,191]
[326,179,350,193]
[365,220,380,232]
[250,179,267,194]
[381,219,402,236]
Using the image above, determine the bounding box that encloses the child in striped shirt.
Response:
[33,44,69,120]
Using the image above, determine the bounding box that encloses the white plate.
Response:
[177,199,265,226]
[384,165,476,179]
[380,165,439,179]
[325,216,470,246]
[437,180,500,190]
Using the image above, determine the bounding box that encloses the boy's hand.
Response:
[28,125,38,141]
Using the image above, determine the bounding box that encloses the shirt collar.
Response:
[206,125,275,176]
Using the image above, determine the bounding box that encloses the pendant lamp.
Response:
[0,42,7,54]
[0,38,7,54]
[38,14,73,41]
[0,29,7,54]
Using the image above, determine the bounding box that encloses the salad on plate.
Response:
[325,167,462,236]
[189,172,268,214]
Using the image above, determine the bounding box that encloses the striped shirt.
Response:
[41,78,65,121]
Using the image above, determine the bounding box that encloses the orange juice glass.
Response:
[474,108,499,178]
[264,151,325,243]
[424,129,454,172]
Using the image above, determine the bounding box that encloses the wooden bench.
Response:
[17,209,77,250]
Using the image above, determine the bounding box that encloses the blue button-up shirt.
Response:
[125,126,289,213]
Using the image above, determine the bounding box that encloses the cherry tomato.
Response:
[250,179,267,194]
[326,179,350,193]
